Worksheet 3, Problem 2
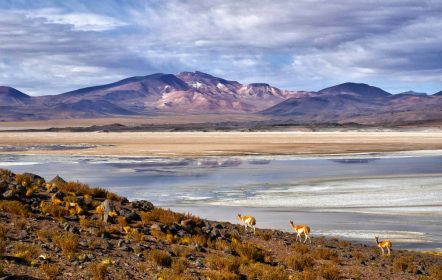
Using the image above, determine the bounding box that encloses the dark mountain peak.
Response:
[247,83,271,87]
[0,86,31,99]
[318,82,391,98]
[433,90,442,96]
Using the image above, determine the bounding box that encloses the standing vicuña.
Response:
[237,214,256,234]
[375,236,392,256]
[289,221,311,244]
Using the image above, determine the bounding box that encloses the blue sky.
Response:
[0,0,441,95]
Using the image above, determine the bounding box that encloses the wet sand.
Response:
[0,131,442,157]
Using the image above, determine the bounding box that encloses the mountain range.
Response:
[0,71,441,125]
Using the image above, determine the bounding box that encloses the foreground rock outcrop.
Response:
[0,168,441,279]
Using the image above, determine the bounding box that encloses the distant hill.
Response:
[397,90,427,96]
[318,82,391,98]
[1,73,441,125]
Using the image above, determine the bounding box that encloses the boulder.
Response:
[131,200,154,212]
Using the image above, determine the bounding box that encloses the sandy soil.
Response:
[1,131,442,157]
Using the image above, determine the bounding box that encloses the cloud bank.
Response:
[0,0,441,95]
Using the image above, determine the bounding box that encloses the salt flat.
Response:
[1,131,442,157]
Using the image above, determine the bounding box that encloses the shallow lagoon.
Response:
[1,153,441,251]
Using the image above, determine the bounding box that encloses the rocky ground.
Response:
[0,169,441,280]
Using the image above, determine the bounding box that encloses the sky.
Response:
[0,0,441,96]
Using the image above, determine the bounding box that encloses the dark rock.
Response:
[23,172,44,182]
[119,245,132,252]
[52,191,64,201]
[118,208,132,217]
[168,223,181,234]
[101,232,111,239]
[214,223,224,229]
[65,215,79,222]
[49,187,58,193]
[15,184,26,195]
[132,200,154,212]
[126,212,141,222]
[180,219,196,232]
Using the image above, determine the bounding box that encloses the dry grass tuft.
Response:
[56,181,124,201]
[392,256,417,273]
[40,201,69,217]
[429,265,442,279]
[319,264,341,280]
[206,253,240,273]
[256,230,273,241]
[140,208,184,226]
[0,200,29,217]
[203,270,241,280]
[52,232,79,260]
[146,249,172,268]
[88,260,109,280]
[40,263,62,280]
[235,242,269,263]
[311,248,338,260]
[0,223,8,240]
[285,254,315,272]
[11,242,41,262]
[240,263,289,280]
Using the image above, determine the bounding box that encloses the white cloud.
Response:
[26,8,127,31]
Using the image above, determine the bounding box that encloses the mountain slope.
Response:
[0,86,32,106]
